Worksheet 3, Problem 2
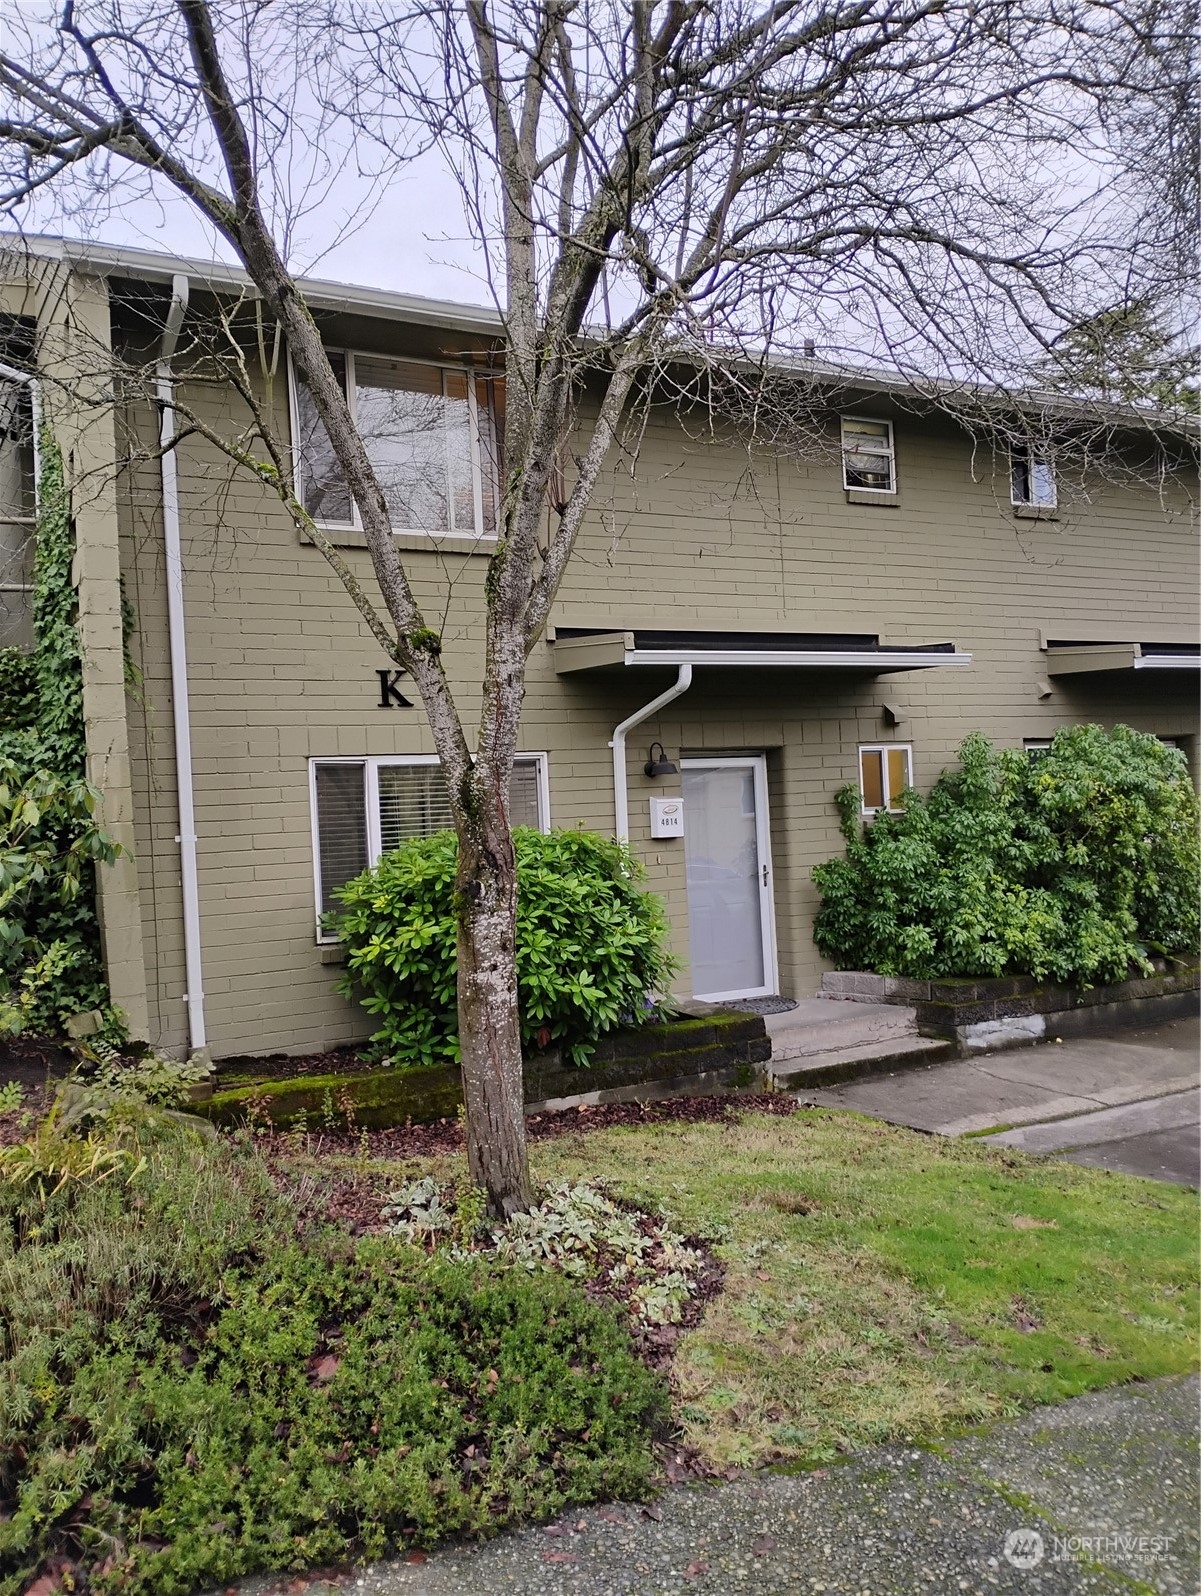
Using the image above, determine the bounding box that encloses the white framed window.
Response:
[309,753,549,939]
[0,372,36,649]
[1010,449,1056,508]
[841,416,895,493]
[289,349,504,538]
[1024,738,1052,759]
[858,744,912,814]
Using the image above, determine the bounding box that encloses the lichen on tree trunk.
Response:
[454,807,533,1217]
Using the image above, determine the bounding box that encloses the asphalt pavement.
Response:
[227,1375,1200,1596]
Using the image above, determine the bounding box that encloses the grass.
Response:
[378,1107,1199,1470]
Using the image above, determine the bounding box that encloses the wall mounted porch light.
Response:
[644,741,678,778]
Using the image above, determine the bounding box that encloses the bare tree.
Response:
[0,0,1189,1214]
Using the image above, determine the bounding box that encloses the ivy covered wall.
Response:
[0,429,121,1037]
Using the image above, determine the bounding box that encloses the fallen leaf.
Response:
[575,1519,587,1532]
[597,1507,626,1525]
[752,1535,775,1555]
[755,1271,772,1282]
[685,1560,710,1578]
[641,1503,663,1522]
[404,1552,428,1565]
[1011,1216,1058,1230]
[544,1524,564,1536]
[25,1579,61,1596]
[309,1354,341,1383]
[543,1551,577,1564]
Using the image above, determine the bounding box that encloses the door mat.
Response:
[717,996,798,1016]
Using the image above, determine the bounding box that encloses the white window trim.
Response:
[309,752,550,943]
[857,742,913,815]
[1024,738,1052,758]
[841,414,895,494]
[0,361,41,626]
[287,347,500,541]
[1010,448,1057,509]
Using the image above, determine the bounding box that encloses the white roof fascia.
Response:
[4,234,1195,438]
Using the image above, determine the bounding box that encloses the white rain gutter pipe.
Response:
[608,664,693,844]
[157,273,207,1054]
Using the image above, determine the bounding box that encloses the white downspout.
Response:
[157,274,207,1055]
[609,663,693,844]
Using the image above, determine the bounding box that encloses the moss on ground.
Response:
[357,1107,1198,1471]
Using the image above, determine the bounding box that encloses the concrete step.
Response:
[765,997,918,1062]
[769,1033,956,1090]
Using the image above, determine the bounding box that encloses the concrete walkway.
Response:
[802,1015,1199,1185]
[229,1375,1200,1595]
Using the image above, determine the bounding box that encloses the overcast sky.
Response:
[25,140,494,307]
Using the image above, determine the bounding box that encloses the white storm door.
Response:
[681,756,777,1001]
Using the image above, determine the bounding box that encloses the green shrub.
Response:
[331,827,677,1067]
[0,1141,665,1594]
[812,725,1200,984]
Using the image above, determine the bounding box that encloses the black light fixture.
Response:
[644,741,678,778]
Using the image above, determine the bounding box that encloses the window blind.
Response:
[378,763,456,853]
[314,762,368,916]
[314,756,546,932]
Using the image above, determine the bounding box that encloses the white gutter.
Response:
[609,664,693,844]
[157,273,207,1054]
[1133,655,1200,670]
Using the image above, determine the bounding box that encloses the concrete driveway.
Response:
[803,1013,1200,1187]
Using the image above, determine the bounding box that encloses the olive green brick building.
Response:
[2,239,1197,1059]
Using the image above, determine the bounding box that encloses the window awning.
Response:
[1045,641,1201,676]
[551,628,972,674]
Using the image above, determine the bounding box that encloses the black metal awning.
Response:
[1044,640,1201,676]
[550,628,971,675]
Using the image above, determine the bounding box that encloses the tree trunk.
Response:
[455,814,533,1218]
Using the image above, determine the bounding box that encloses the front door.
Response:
[681,756,777,1001]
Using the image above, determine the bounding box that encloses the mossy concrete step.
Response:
[764,998,918,1062]
[769,1034,956,1091]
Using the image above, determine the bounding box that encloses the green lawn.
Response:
[394,1107,1198,1469]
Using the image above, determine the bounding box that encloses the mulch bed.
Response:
[257,1090,800,1165]
[0,1038,72,1146]
[261,1092,799,1483]
[0,1034,75,1088]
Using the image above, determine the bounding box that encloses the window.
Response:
[0,376,35,649]
[1024,739,1052,759]
[1011,449,1056,508]
[291,350,503,537]
[841,416,895,492]
[310,754,549,937]
[858,744,912,813]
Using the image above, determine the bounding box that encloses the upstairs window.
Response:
[0,376,35,649]
[310,753,548,937]
[841,416,895,492]
[858,744,912,814]
[291,350,503,538]
[1011,449,1056,508]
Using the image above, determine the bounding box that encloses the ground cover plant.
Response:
[0,1120,665,1595]
[813,725,1200,983]
[331,827,676,1068]
[356,1105,1198,1470]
